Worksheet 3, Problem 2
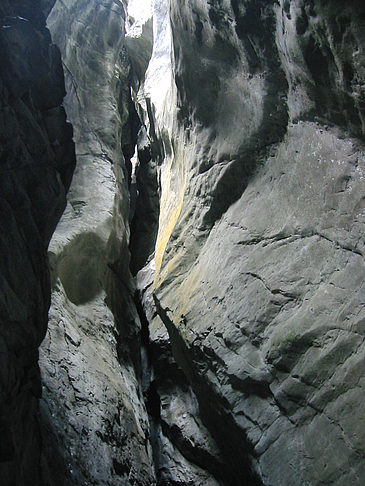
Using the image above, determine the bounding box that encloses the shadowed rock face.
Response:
[0,0,75,483]
[1,0,365,485]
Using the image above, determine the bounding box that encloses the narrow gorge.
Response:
[0,1,365,485]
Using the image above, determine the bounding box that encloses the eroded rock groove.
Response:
[0,0,365,485]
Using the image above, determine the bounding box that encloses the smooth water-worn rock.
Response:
[137,1,365,485]
[39,0,157,484]
[40,0,365,484]
[0,1,75,483]
[2,0,364,484]
[97,0,365,484]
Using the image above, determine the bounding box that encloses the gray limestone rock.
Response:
[2,0,365,485]
[0,1,75,483]
[40,283,154,485]
[136,0,365,485]
[39,0,156,484]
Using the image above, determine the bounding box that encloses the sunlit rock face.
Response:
[0,0,75,483]
[136,0,365,485]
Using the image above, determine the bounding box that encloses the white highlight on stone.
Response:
[126,0,153,37]
[144,0,174,130]
[127,0,153,24]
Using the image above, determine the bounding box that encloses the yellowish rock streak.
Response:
[153,181,186,288]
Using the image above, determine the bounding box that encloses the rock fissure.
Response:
[1,0,365,484]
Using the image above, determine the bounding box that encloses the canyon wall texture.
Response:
[39,0,156,484]
[135,0,365,485]
[0,0,75,483]
[42,0,365,484]
[1,0,365,485]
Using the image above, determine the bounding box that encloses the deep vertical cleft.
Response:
[1,0,365,485]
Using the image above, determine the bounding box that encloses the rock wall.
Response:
[0,0,75,484]
[39,0,156,484]
[139,0,365,485]
[2,0,363,484]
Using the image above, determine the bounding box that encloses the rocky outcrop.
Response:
[0,0,75,483]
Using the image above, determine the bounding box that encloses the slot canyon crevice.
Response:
[0,0,365,485]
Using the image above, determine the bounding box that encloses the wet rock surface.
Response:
[0,0,75,484]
